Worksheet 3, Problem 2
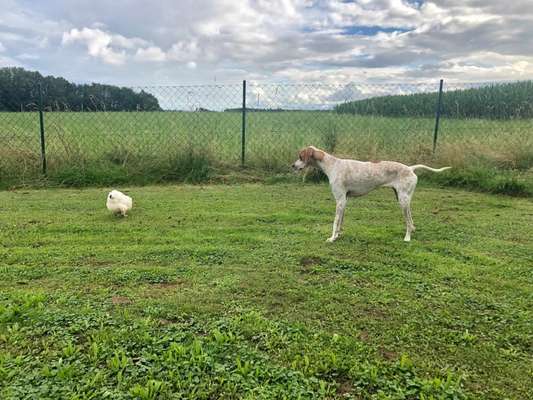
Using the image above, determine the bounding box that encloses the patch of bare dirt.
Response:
[111,296,132,305]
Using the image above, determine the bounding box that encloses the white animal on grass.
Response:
[106,190,133,217]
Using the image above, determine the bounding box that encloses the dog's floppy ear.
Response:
[312,148,324,161]
[300,147,314,163]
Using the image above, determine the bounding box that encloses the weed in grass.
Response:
[164,147,212,183]
[49,162,130,187]
[425,165,532,196]
[322,120,338,153]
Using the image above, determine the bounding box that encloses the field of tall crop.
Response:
[1,110,532,194]
[335,81,533,119]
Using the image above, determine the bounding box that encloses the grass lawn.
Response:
[0,183,531,399]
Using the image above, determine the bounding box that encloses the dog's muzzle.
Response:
[292,160,305,171]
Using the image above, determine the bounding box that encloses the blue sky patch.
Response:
[342,26,411,36]
[406,0,424,7]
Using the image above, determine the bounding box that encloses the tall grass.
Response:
[0,110,531,194]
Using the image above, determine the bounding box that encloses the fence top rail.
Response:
[128,84,243,90]
[125,79,530,90]
[3,79,533,113]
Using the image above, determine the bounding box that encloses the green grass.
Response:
[1,184,532,399]
[1,111,532,194]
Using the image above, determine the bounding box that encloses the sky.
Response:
[0,0,533,87]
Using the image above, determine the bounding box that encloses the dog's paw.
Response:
[326,236,337,243]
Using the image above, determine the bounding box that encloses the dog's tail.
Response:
[409,164,451,173]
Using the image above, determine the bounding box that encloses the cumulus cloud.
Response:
[61,27,152,65]
[135,46,166,62]
[167,40,201,62]
[16,53,40,60]
[0,0,532,84]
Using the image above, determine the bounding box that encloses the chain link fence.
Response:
[1,80,532,187]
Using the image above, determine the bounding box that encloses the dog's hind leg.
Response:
[396,178,417,242]
[398,194,414,241]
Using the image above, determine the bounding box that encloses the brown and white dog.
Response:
[292,146,450,242]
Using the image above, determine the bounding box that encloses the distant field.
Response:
[336,81,533,119]
[1,184,532,399]
[1,111,532,191]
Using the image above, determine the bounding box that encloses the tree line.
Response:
[335,81,533,119]
[0,67,161,111]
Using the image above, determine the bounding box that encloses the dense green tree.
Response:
[0,67,161,111]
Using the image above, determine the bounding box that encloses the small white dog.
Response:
[106,190,133,217]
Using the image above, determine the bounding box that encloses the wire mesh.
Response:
[438,81,533,171]
[0,99,41,183]
[245,82,441,169]
[40,84,242,182]
[1,80,532,186]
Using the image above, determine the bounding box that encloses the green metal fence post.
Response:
[38,83,47,175]
[241,80,246,166]
[432,79,444,155]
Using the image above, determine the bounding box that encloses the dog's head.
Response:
[292,146,324,171]
[108,190,122,201]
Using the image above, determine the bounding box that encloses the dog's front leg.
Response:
[327,195,346,243]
